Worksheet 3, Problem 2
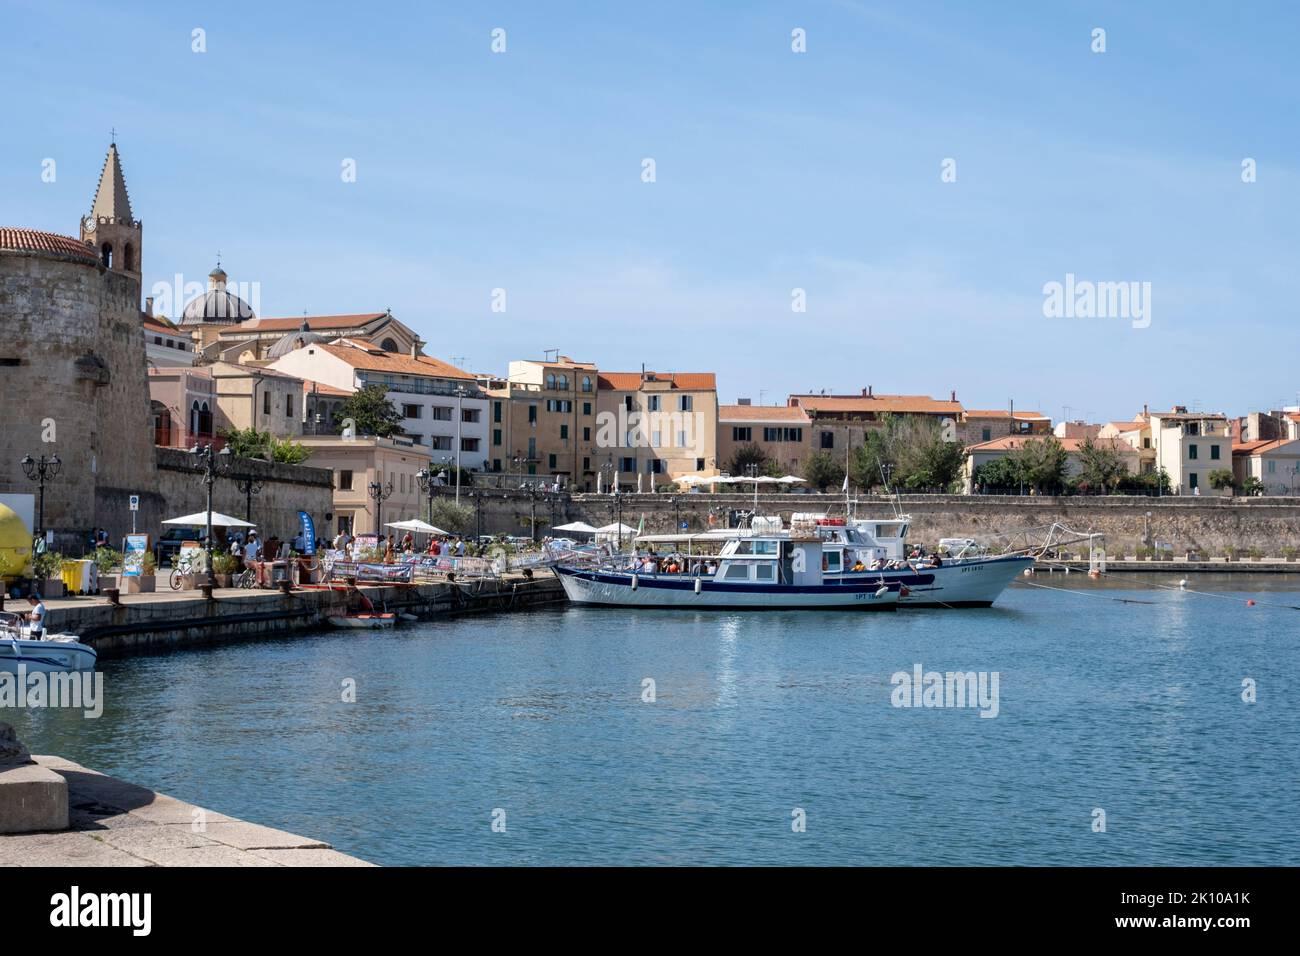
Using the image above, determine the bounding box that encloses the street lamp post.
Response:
[234,474,263,523]
[368,478,394,535]
[20,453,61,542]
[415,467,437,525]
[454,384,466,507]
[190,442,232,581]
[670,495,680,532]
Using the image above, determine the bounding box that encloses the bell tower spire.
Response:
[81,141,142,282]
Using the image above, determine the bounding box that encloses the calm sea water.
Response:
[9,576,1299,866]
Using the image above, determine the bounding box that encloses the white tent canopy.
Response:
[552,521,600,534]
[596,522,637,534]
[776,476,807,484]
[163,511,255,529]
[385,519,449,535]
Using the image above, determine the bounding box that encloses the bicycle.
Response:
[169,555,196,591]
[302,551,335,584]
[235,567,258,589]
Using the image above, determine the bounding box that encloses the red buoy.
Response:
[1246,599,1256,607]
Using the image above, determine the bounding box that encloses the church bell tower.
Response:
[80,140,142,284]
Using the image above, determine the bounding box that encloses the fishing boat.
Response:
[804,514,1035,607]
[555,528,901,610]
[0,613,97,673]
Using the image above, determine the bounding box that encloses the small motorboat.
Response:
[327,613,397,629]
[0,613,97,673]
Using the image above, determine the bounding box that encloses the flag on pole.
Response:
[842,474,849,492]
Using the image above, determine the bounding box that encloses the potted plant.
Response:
[121,551,159,593]
[211,551,238,588]
[1282,546,1298,563]
[93,546,123,592]
[33,550,65,598]
[1222,546,1239,563]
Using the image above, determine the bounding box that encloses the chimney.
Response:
[950,389,957,403]
[737,397,751,406]
[410,338,421,359]
[145,296,154,316]
[1143,403,1149,417]
[863,385,873,398]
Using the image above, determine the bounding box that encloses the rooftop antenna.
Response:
[543,348,559,363]
[110,126,116,145]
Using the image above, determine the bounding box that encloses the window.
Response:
[1188,444,1198,460]
[763,427,803,442]
[549,454,557,469]
[493,459,501,472]
[583,457,590,471]
[263,392,271,415]
[679,395,693,412]
[582,376,592,393]
[402,404,422,418]
[1268,460,1276,474]
[696,458,704,470]
[493,402,502,423]
[1210,445,1220,460]
[528,405,537,424]
[381,338,398,352]
[724,563,751,580]
[409,434,423,446]
[582,427,591,441]
[732,427,752,442]
[582,402,592,415]
[493,428,502,446]
[528,438,536,459]
[676,430,687,447]
[981,427,992,442]
[624,396,633,411]
[462,408,480,423]
[462,437,480,452]
[648,395,660,412]
[1143,437,1151,448]
[620,456,636,471]
[557,375,569,390]
[648,460,663,474]
[546,373,557,389]
[560,424,569,440]
[339,469,353,490]
[821,431,834,449]
[1189,473,1199,490]
[754,564,775,581]
[431,406,452,421]
[154,336,162,345]
[286,393,293,417]
[431,436,452,451]
[651,430,661,447]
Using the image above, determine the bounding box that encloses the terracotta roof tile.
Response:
[719,404,810,423]
[316,344,475,380]
[967,436,1138,453]
[225,313,389,334]
[792,394,963,415]
[0,227,98,264]
[598,371,717,391]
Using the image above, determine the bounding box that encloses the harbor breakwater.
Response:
[39,574,564,658]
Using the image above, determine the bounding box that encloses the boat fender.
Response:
[694,577,702,594]
[875,584,889,598]
[631,574,639,590]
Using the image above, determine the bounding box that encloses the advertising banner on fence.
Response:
[121,533,150,577]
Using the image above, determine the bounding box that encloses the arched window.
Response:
[190,400,201,437]
[557,374,569,390]
[581,376,592,393]
[381,337,398,352]
[199,401,213,437]
[100,243,113,268]
[123,243,135,271]
[546,373,557,389]
[152,401,172,446]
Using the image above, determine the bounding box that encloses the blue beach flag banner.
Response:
[298,511,316,555]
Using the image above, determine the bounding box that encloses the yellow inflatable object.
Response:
[0,503,32,578]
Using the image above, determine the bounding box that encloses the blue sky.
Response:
[3,0,1297,422]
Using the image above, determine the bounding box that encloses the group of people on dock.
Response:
[328,529,470,564]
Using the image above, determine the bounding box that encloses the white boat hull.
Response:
[0,636,98,674]
[556,567,899,610]
[832,555,1034,607]
[328,614,396,629]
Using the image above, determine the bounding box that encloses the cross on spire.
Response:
[110,126,116,144]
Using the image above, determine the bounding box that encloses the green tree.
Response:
[1075,437,1128,494]
[802,450,846,492]
[726,442,778,478]
[849,429,893,492]
[429,499,474,534]
[972,455,1022,492]
[1240,475,1264,496]
[220,428,312,463]
[336,384,403,437]
[1208,468,1237,491]
[890,417,965,492]
[1010,436,1068,493]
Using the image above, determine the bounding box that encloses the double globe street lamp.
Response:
[20,453,62,542]
[190,442,232,580]
[368,478,394,534]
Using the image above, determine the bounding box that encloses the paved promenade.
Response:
[0,756,373,867]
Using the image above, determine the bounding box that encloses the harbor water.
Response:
[9,577,1298,865]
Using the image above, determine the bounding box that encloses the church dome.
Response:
[266,319,326,358]
[180,263,255,325]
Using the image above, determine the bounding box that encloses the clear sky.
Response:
[3,0,1297,422]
